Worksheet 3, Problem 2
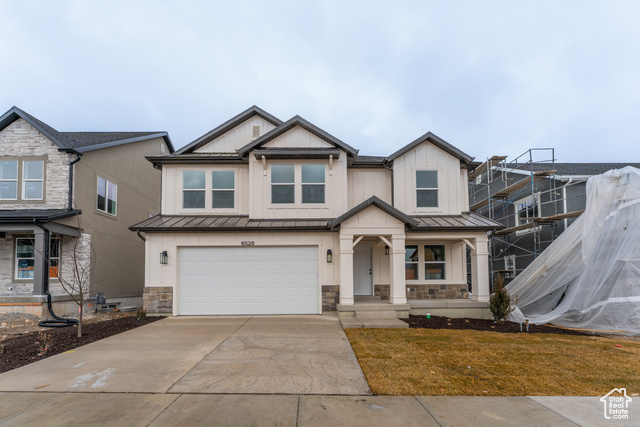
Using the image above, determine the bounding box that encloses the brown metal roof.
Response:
[130,215,333,232]
[410,212,503,231]
[131,211,502,233]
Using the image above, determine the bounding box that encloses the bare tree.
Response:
[35,214,93,337]
[52,230,93,337]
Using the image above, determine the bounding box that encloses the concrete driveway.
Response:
[0,315,371,395]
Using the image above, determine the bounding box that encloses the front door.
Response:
[353,246,373,296]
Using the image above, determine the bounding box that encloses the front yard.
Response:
[346,328,640,396]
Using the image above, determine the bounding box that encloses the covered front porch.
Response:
[0,209,82,315]
[330,199,492,312]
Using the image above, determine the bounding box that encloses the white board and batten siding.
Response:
[195,116,277,153]
[347,169,392,209]
[248,126,349,219]
[393,141,469,215]
[177,246,320,315]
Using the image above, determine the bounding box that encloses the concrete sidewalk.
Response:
[0,393,628,426]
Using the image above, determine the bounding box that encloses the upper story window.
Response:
[183,171,206,209]
[22,160,44,200]
[15,236,60,280]
[271,164,326,205]
[416,170,438,208]
[97,177,117,215]
[301,164,325,203]
[182,169,236,210]
[212,171,234,209]
[0,159,45,201]
[271,165,295,204]
[0,160,18,200]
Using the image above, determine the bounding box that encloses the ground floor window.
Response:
[15,237,60,279]
[405,244,447,281]
[424,245,446,280]
[405,245,419,280]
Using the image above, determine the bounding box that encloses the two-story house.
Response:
[0,107,173,316]
[131,106,501,319]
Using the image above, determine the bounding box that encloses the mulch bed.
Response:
[401,315,595,336]
[0,316,164,374]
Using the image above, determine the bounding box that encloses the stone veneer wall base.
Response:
[143,286,173,313]
[322,285,340,311]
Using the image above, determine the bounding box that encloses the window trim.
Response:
[269,163,328,206]
[0,159,18,200]
[97,176,118,216]
[21,160,44,200]
[301,164,325,204]
[405,245,419,281]
[0,156,47,203]
[270,164,296,205]
[14,236,61,281]
[415,169,439,209]
[211,170,235,210]
[182,170,206,210]
[424,244,446,281]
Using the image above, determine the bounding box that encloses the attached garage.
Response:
[177,246,319,315]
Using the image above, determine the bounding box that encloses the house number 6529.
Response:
[241,241,255,246]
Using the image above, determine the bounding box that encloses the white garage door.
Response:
[177,246,319,315]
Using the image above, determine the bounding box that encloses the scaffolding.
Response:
[468,149,585,291]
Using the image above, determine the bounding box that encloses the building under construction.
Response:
[468,148,640,290]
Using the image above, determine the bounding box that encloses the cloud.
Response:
[1,0,638,162]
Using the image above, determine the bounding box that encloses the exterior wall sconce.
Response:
[327,249,333,263]
[160,251,168,265]
[385,246,390,255]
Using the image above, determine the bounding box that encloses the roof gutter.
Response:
[382,160,394,206]
[59,149,83,210]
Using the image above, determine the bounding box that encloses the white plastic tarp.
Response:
[507,166,640,336]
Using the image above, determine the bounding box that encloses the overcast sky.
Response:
[1,1,638,163]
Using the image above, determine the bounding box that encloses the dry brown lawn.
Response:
[345,328,640,396]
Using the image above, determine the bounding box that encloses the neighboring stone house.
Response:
[0,107,173,315]
[131,106,502,319]
[468,159,640,285]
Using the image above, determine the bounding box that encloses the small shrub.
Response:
[35,330,53,356]
[136,308,147,321]
[489,274,512,324]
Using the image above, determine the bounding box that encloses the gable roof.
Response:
[0,106,174,153]
[387,131,474,164]
[330,196,419,229]
[237,115,359,158]
[175,105,283,155]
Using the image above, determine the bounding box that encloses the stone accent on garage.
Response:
[144,286,173,313]
[406,284,468,299]
[322,285,339,311]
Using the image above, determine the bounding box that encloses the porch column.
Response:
[471,236,490,302]
[389,234,407,304]
[339,234,354,305]
[32,228,47,296]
